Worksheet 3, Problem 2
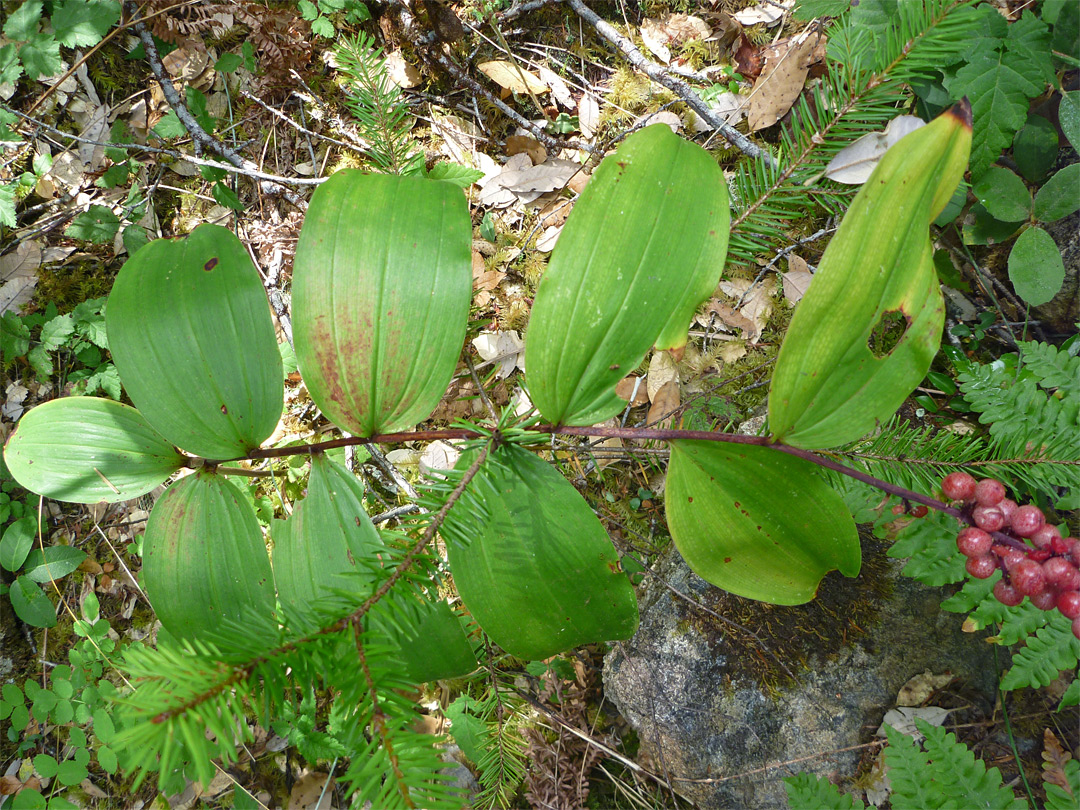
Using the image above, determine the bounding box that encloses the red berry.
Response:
[993,580,1024,607]
[973,505,1005,532]
[892,504,904,515]
[910,505,928,518]
[1072,616,1080,641]
[1065,538,1080,564]
[1030,523,1062,549]
[974,478,1006,506]
[1030,589,1059,610]
[996,498,1017,521]
[942,472,977,501]
[1056,591,1080,620]
[966,555,998,579]
[957,527,993,558]
[1010,505,1045,538]
[1042,557,1080,591]
[992,544,1026,569]
[1010,560,1047,596]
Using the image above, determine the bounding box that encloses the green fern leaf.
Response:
[1058,677,1080,711]
[886,510,965,586]
[782,772,865,809]
[883,724,951,809]
[915,719,1027,809]
[1019,340,1080,397]
[999,614,1080,691]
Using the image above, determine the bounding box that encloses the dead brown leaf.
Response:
[747,28,826,131]
[615,375,649,406]
[506,134,547,165]
[288,772,337,810]
[646,350,679,401]
[1042,729,1074,793]
[781,253,813,304]
[478,61,548,96]
[647,378,681,428]
[733,34,764,80]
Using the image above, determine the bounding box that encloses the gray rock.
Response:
[603,536,1003,809]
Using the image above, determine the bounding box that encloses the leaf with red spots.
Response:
[666,441,859,604]
[106,224,282,459]
[292,172,472,437]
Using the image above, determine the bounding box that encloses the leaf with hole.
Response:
[293,171,472,437]
[524,124,729,426]
[141,469,274,641]
[3,397,184,504]
[769,102,971,448]
[106,224,283,459]
[445,444,638,660]
[666,441,860,604]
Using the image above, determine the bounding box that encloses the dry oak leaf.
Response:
[535,224,563,252]
[747,27,826,131]
[781,253,814,304]
[647,349,679,401]
[478,61,549,96]
[578,92,601,138]
[538,64,575,109]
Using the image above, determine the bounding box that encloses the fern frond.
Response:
[783,772,865,809]
[999,614,1080,692]
[884,720,1026,810]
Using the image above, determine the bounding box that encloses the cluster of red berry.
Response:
[941,472,1080,640]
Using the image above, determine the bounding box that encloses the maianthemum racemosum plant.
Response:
[5,102,1075,805]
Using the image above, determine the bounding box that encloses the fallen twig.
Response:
[122,1,309,209]
[566,0,776,166]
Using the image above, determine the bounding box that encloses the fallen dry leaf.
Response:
[578,92,600,138]
[647,350,679,401]
[472,330,524,378]
[876,706,950,740]
[615,376,649,406]
[478,61,549,95]
[641,14,712,63]
[288,771,337,810]
[419,440,461,476]
[697,299,755,335]
[432,114,481,164]
[734,0,794,26]
[385,51,422,88]
[895,670,953,707]
[477,154,582,208]
[718,339,747,364]
[747,28,826,131]
[824,115,925,184]
[538,65,574,109]
[535,224,562,252]
[734,34,764,80]
[636,110,682,132]
[647,378,681,428]
[506,134,547,165]
[781,253,813,303]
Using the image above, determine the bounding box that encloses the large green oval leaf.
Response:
[445,444,638,660]
[768,104,971,449]
[106,224,283,459]
[524,124,729,426]
[142,470,274,641]
[666,441,860,605]
[273,455,476,680]
[3,397,184,504]
[292,171,472,437]
[272,453,383,608]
